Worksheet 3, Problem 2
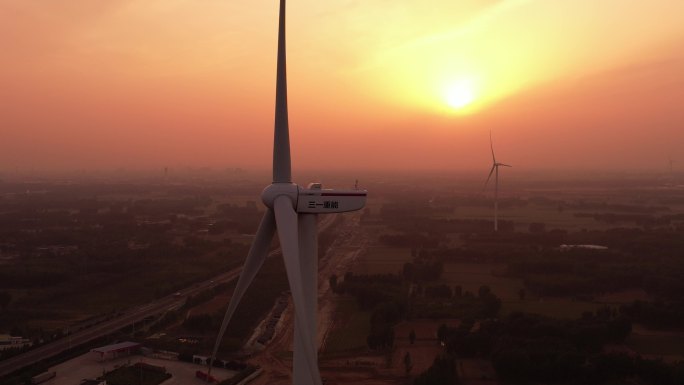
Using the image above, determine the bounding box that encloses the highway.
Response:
[0,214,337,378]
[0,267,242,377]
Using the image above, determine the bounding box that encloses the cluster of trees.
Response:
[411,285,501,320]
[129,196,210,217]
[369,188,684,383]
[506,247,684,300]
[367,301,404,350]
[580,201,667,212]
[214,202,261,234]
[412,354,459,385]
[584,353,684,385]
[426,218,515,234]
[0,189,258,334]
[436,311,635,383]
[423,284,453,299]
[569,227,684,259]
[402,260,443,282]
[496,351,684,385]
[379,233,444,249]
[332,272,407,350]
[334,272,404,311]
[579,212,673,227]
[0,265,72,289]
[382,216,516,236]
[620,300,684,329]
[379,202,439,222]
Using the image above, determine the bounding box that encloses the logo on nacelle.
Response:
[298,186,366,214]
[307,200,339,209]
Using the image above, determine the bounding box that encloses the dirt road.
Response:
[248,213,369,384]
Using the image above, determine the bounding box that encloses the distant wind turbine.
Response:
[483,130,511,232]
[207,2,367,385]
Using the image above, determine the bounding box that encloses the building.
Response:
[559,244,609,251]
[0,334,31,350]
[91,341,141,361]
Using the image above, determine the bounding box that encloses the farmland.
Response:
[352,247,413,275]
[323,298,371,354]
[3,171,684,385]
[320,173,684,384]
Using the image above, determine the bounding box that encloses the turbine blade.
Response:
[294,214,318,385]
[500,163,512,167]
[208,210,275,371]
[483,165,496,192]
[273,196,323,385]
[273,0,291,183]
[490,129,496,163]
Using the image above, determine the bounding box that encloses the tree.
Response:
[414,354,458,385]
[478,285,491,298]
[0,291,11,311]
[409,329,416,345]
[404,351,414,376]
[437,324,449,342]
[403,262,415,281]
[518,288,526,301]
[329,274,338,293]
[529,222,546,233]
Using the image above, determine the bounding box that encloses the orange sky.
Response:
[1,0,683,174]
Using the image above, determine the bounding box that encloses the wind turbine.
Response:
[207,2,367,385]
[483,130,511,232]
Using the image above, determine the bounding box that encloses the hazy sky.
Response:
[1,0,683,174]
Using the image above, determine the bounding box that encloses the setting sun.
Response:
[445,81,476,110]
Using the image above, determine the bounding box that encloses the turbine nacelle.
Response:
[262,182,368,213]
[297,183,367,213]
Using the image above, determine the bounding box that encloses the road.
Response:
[249,213,367,385]
[0,267,241,377]
[0,213,338,378]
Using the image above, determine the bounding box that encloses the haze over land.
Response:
[1,0,683,173]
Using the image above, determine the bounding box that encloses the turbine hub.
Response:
[261,182,299,209]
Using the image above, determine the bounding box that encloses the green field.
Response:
[440,262,605,319]
[323,298,371,354]
[352,246,412,275]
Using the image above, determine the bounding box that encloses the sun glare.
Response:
[445,81,475,110]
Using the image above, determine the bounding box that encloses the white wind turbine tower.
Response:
[207,2,367,385]
[483,131,511,232]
